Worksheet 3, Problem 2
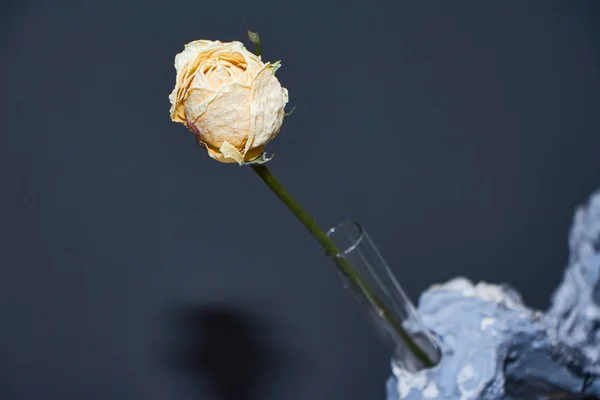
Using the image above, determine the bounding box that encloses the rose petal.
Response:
[219,140,244,164]
[189,82,251,152]
[246,64,289,155]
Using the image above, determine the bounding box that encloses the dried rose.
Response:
[169,40,288,164]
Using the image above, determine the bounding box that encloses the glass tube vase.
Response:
[325,221,441,372]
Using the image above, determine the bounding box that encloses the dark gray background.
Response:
[1,1,600,399]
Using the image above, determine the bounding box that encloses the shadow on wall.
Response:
[165,303,285,400]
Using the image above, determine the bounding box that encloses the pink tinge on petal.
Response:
[185,119,203,146]
[185,119,199,134]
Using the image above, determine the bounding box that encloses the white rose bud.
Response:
[169,40,289,164]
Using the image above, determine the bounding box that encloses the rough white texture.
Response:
[422,381,439,398]
[393,365,428,398]
[428,278,528,313]
[457,364,485,400]
[548,189,600,375]
[386,189,600,399]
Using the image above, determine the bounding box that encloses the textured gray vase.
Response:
[386,189,600,400]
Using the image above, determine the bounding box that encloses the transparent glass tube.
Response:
[326,221,441,371]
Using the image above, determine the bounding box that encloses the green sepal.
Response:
[271,60,281,75]
[244,152,274,165]
[284,96,297,119]
[246,29,261,57]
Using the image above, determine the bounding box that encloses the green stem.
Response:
[251,164,435,368]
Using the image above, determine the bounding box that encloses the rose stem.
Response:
[250,164,434,368]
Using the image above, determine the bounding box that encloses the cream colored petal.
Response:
[225,41,263,76]
[188,65,213,93]
[205,145,237,164]
[173,45,208,91]
[206,143,265,164]
[211,52,251,82]
[170,40,226,120]
[179,59,204,96]
[244,54,264,77]
[171,59,199,122]
[243,145,266,162]
[170,57,194,122]
[185,87,217,117]
[219,140,244,164]
[228,41,260,61]
[183,89,219,125]
[224,64,245,83]
[206,63,234,89]
[169,85,183,122]
[171,82,196,122]
[212,48,247,65]
[189,82,251,152]
[219,59,246,80]
[245,64,289,155]
[184,40,221,52]
[179,40,224,69]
